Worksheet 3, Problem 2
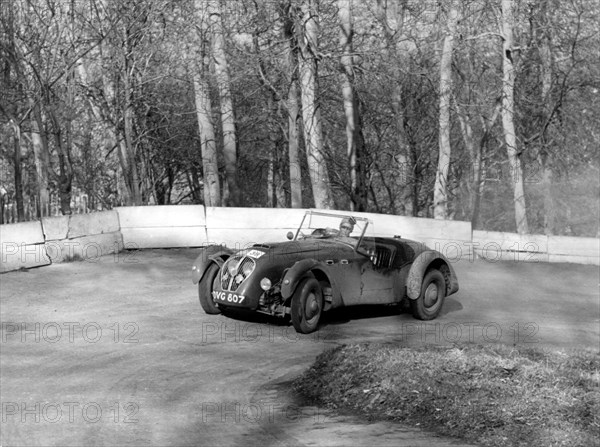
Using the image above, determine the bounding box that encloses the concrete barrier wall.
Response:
[117,205,207,248]
[1,206,598,273]
[92,206,600,266]
[119,206,471,252]
[472,231,600,265]
[0,221,51,272]
[472,231,550,263]
[547,235,600,265]
[42,211,123,263]
[205,207,309,248]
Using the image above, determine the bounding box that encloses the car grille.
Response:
[220,256,256,292]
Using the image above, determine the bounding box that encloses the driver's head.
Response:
[339,217,356,237]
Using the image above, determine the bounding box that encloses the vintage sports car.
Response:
[192,211,459,334]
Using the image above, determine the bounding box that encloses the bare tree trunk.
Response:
[266,92,276,208]
[274,160,286,208]
[281,1,303,208]
[29,101,50,217]
[10,120,25,222]
[298,0,334,209]
[540,158,553,233]
[393,93,414,216]
[454,98,478,219]
[501,0,529,234]
[192,69,221,207]
[123,81,141,205]
[193,0,221,207]
[267,93,287,208]
[476,103,501,229]
[433,1,459,219]
[209,0,240,206]
[267,152,274,207]
[287,75,303,208]
[48,109,73,215]
[338,0,367,211]
[0,188,6,224]
[120,23,142,206]
[267,149,286,208]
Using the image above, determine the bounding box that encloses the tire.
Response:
[411,269,446,320]
[291,277,323,334]
[199,263,221,315]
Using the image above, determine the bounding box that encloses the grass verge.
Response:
[294,343,599,447]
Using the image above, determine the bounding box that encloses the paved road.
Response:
[1,249,597,446]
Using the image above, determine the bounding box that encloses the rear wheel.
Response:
[291,277,323,334]
[199,263,221,315]
[411,269,446,320]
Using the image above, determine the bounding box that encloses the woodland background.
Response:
[0,0,598,236]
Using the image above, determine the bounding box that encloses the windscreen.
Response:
[295,212,372,250]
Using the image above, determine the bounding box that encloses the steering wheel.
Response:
[310,228,328,238]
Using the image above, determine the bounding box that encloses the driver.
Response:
[339,217,356,237]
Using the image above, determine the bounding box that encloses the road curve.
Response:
[1,248,597,446]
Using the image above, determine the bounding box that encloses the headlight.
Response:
[228,263,238,275]
[242,263,253,276]
[260,278,272,291]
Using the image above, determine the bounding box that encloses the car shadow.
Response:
[320,304,407,326]
[441,297,463,316]
[321,297,463,325]
[219,307,289,327]
[217,297,463,331]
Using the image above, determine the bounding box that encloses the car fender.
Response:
[406,250,459,299]
[191,245,234,284]
[281,258,341,301]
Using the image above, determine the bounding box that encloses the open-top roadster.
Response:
[192,211,459,334]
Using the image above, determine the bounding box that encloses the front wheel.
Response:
[199,263,221,315]
[411,269,446,320]
[291,277,323,334]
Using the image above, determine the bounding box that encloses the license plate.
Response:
[212,290,246,305]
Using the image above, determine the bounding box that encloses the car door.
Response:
[317,244,363,307]
[358,242,399,305]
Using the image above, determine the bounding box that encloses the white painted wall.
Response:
[473,230,600,265]
[117,205,207,248]
[0,206,597,273]
[42,211,122,263]
[204,207,308,248]
[0,221,50,272]
[548,235,600,265]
